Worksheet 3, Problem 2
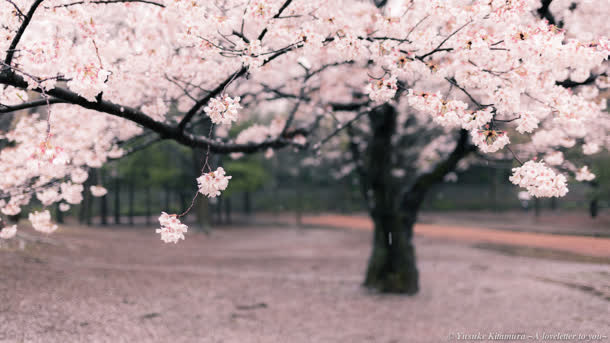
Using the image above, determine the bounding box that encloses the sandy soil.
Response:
[1,223,609,343]
[282,214,610,258]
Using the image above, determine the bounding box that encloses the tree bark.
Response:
[225,197,232,224]
[86,170,94,226]
[114,176,121,224]
[128,177,134,226]
[55,202,64,224]
[100,170,108,226]
[589,181,599,218]
[216,197,223,225]
[145,186,151,226]
[361,105,474,294]
[164,187,170,213]
[362,104,419,294]
[243,191,251,216]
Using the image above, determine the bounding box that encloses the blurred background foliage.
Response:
[48,136,608,226]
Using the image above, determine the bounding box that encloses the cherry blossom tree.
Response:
[0,0,608,293]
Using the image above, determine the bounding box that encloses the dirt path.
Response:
[289,214,610,259]
[1,224,609,342]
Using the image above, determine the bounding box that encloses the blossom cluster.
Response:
[365,76,398,103]
[509,161,568,198]
[575,166,595,182]
[0,225,17,239]
[90,185,108,197]
[28,210,58,234]
[156,212,188,244]
[204,96,242,125]
[197,167,232,198]
[470,129,511,153]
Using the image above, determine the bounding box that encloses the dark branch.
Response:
[556,73,603,88]
[0,98,66,114]
[0,70,301,153]
[537,0,557,26]
[257,0,293,41]
[403,129,475,207]
[177,67,247,132]
[4,0,44,66]
[48,0,164,8]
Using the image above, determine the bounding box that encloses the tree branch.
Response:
[537,0,557,26]
[0,70,302,153]
[48,0,165,8]
[0,98,66,114]
[403,129,475,207]
[4,0,44,66]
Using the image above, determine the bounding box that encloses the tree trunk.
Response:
[243,191,251,216]
[164,187,170,213]
[145,186,151,226]
[364,209,419,294]
[55,203,64,224]
[534,197,541,218]
[114,176,121,224]
[295,183,303,227]
[100,170,108,226]
[590,198,598,218]
[216,197,223,225]
[225,197,232,224]
[589,181,599,219]
[180,191,187,213]
[128,177,134,226]
[86,170,94,225]
[361,104,419,294]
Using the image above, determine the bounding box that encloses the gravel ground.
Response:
[1,224,608,343]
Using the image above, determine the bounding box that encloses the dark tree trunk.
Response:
[114,177,121,224]
[243,191,251,216]
[589,181,599,218]
[55,203,64,224]
[225,197,231,224]
[164,187,170,213]
[590,198,598,218]
[360,104,473,294]
[86,192,92,226]
[79,174,92,224]
[180,191,187,213]
[145,186,151,226]
[100,170,108,226]
[295,183,303,227]
[86,170,94,226]
[362,104,419,294]
[534,197,541,218]
[216,197,223,225]
[128,177,134,226]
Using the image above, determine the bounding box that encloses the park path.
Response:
[295,214,610,258]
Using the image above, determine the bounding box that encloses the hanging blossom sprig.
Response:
[156,212,189,244]
[156,106,233,243]
[204,95,242,125]
[509,161,568,198]
[196,167,232,197]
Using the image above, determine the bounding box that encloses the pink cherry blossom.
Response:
[197,167,232,198]
[156,212,188,244]
[0,225,17,239]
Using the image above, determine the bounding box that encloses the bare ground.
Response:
[1,221,609,343]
